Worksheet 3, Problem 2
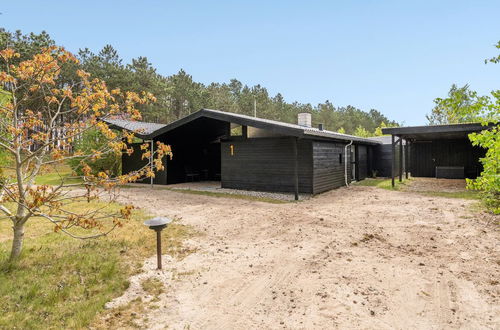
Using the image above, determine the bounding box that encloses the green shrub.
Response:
[68,129,121,177]
[433,41,500,214]
[466,124,500,214]
[0,88,12,172]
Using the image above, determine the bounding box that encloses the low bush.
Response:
[67,129,121,177]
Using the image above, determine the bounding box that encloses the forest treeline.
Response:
[0,29,398,135]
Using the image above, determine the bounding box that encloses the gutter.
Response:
[344,140,353,186]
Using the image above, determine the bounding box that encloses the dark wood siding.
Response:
[221,137,313,193]
[372,144,391,177]
[410,139,484,178]
[357,145,368,180]
[372,143,404,178]
[410,142,433,177]
[312,141,352,194]
[366,146,375,178]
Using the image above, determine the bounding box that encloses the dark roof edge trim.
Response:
[147,109,306,140]
[382,122,497,135]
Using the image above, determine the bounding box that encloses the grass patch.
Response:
[0,200,195,329]
[141,277,165,296]
[98,297,147,329]
[419,190,480,200]
[1,161,83,186]
[167,188,287,204]
[35,163,83,185]
[356,178,481,202]
[0,152,12,168]
[35,171,83,185]
[354,178,410,191]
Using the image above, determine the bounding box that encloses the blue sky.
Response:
[1,0,499,125]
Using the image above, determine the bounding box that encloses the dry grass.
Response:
[418,190,480,200]
[0,199,196,329]
[141,277,165,296]
[355,178,480,199]
[98,297,148,329]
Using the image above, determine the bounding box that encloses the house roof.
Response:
[382,122,496,140]
[367,135,406,144]
[105,118,166,137]
[105,109,380,144]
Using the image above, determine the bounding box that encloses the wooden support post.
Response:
[399,137,403,182]
[367,146,371,178]
[156,229,162,270]
[150,139,154,188]
[242,125,248,139]
[165,149,168,185]
[224,122,231,138]
[391,135,395,187]
[355,145,359,181]
[405,140,409,179]
[293,137,299,201]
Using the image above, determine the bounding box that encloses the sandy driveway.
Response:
[107,183,499,329]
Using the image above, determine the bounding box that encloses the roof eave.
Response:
[104,109,381,144]
[303,131,380,144]
[104,121,154,140]
[148,108,306,139]
[382,122,496,136]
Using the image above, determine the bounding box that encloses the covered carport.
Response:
[382,123,492,187]
[154,116,229,184]
[107,115,232,185]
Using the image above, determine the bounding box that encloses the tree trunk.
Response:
[10,222,25,260]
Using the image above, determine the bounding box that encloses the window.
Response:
[339,153,342,164]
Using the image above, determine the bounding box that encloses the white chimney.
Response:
[298,113,312,127]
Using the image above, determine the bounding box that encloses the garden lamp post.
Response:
[143,217,172,270]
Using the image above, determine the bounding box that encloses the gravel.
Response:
[167,181,311,201]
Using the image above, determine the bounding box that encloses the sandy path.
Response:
[109,184,499,329]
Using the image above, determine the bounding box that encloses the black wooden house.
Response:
[107,109,379,199]
[107,110,497,196]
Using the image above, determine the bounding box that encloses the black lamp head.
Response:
[144,217,172,231]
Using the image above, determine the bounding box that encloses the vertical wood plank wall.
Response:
[357,145,368,180]
[312,141,350,194]
[410,139,484,178]
[309,141,377,194]
[221,137,313,193]
[372,143,403,177]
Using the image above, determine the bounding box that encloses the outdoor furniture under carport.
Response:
[185,166,200,182]
[435,166,465,179]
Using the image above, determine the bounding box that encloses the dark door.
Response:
[411,141,434,177]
